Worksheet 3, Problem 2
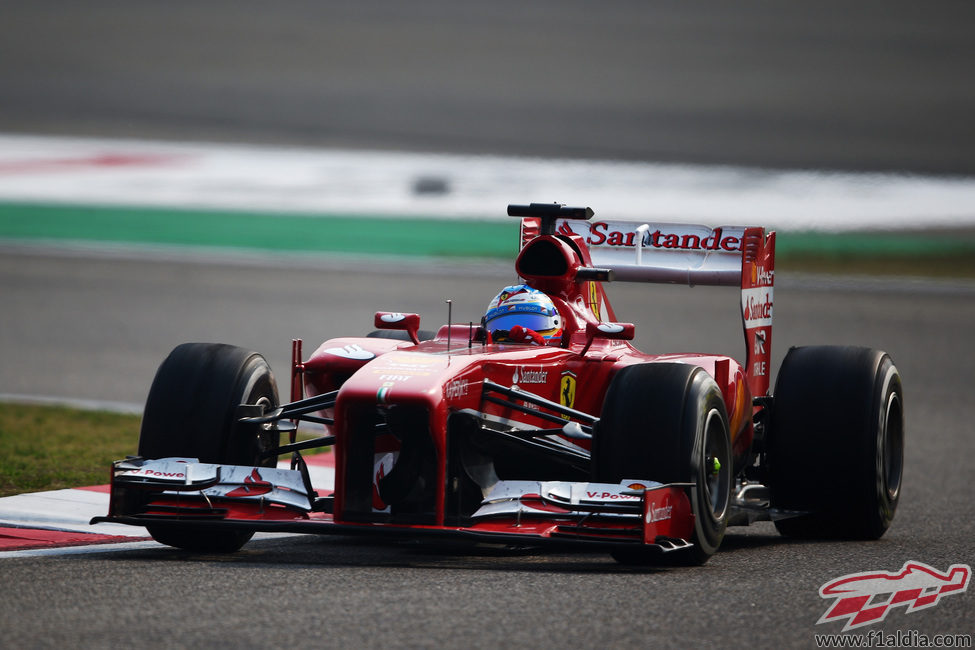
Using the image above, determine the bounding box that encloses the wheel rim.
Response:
[882,391,904,502]
[702,408,731,520]
[251,394,278,466]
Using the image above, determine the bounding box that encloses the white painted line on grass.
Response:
[0,392,143,414]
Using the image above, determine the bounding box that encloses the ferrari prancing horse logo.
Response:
[587,282,601,320]
[560,371,577,419]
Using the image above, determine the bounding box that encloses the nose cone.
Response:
[339,348,472,407]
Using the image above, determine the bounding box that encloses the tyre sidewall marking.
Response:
[873,361,902,528]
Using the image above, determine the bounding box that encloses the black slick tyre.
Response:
[138,342,280,552]
[768,346,904,539]
[592,363,732,565]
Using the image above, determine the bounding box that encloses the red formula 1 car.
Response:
[94,204,905,564]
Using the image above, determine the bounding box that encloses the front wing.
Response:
[92,458,696,553]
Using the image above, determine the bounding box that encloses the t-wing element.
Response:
[575,267,614,282]
[374,311,422,344]
[508,203,594,235]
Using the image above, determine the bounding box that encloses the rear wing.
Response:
[519,214,776,397]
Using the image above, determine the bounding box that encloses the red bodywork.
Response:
[97,211,776,554]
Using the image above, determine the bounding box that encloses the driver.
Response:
[483,284,563,345]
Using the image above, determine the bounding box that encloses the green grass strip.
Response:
[775,230,975,277]
[0,402,333,496]
[776,231,975,257]
[0,404,141,496]
[0,202,519,259]
[3,202,974,275]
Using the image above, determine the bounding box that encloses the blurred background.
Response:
[2,0,974,173]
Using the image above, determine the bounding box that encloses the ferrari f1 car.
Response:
[93,204,904,564]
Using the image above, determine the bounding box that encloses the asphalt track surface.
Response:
[2,251,975,648]
[2,2,975,648]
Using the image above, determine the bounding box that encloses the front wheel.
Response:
[138,342,280,552]
[593,363,732,565]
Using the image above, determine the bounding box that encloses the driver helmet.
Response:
[483,284,563,342]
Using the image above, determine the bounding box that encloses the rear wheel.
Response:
[593,363,732,565]
[768,346,903,539]
[138,342,280,552]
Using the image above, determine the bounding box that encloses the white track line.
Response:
[0,488,141,537]
[0,463,333,542]
[0,533,310,559]
[0,540,161,559]
[2,133,974,231]
[0,392,143,414]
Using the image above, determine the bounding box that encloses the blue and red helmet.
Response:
[484,284,563,342]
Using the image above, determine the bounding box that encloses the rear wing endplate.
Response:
[520,216,776,397]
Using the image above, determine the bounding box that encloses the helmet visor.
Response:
[486,312,558,335]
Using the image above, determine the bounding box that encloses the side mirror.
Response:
[374,312,422,344]
[581,321,635,355]
[587,321,635,340]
